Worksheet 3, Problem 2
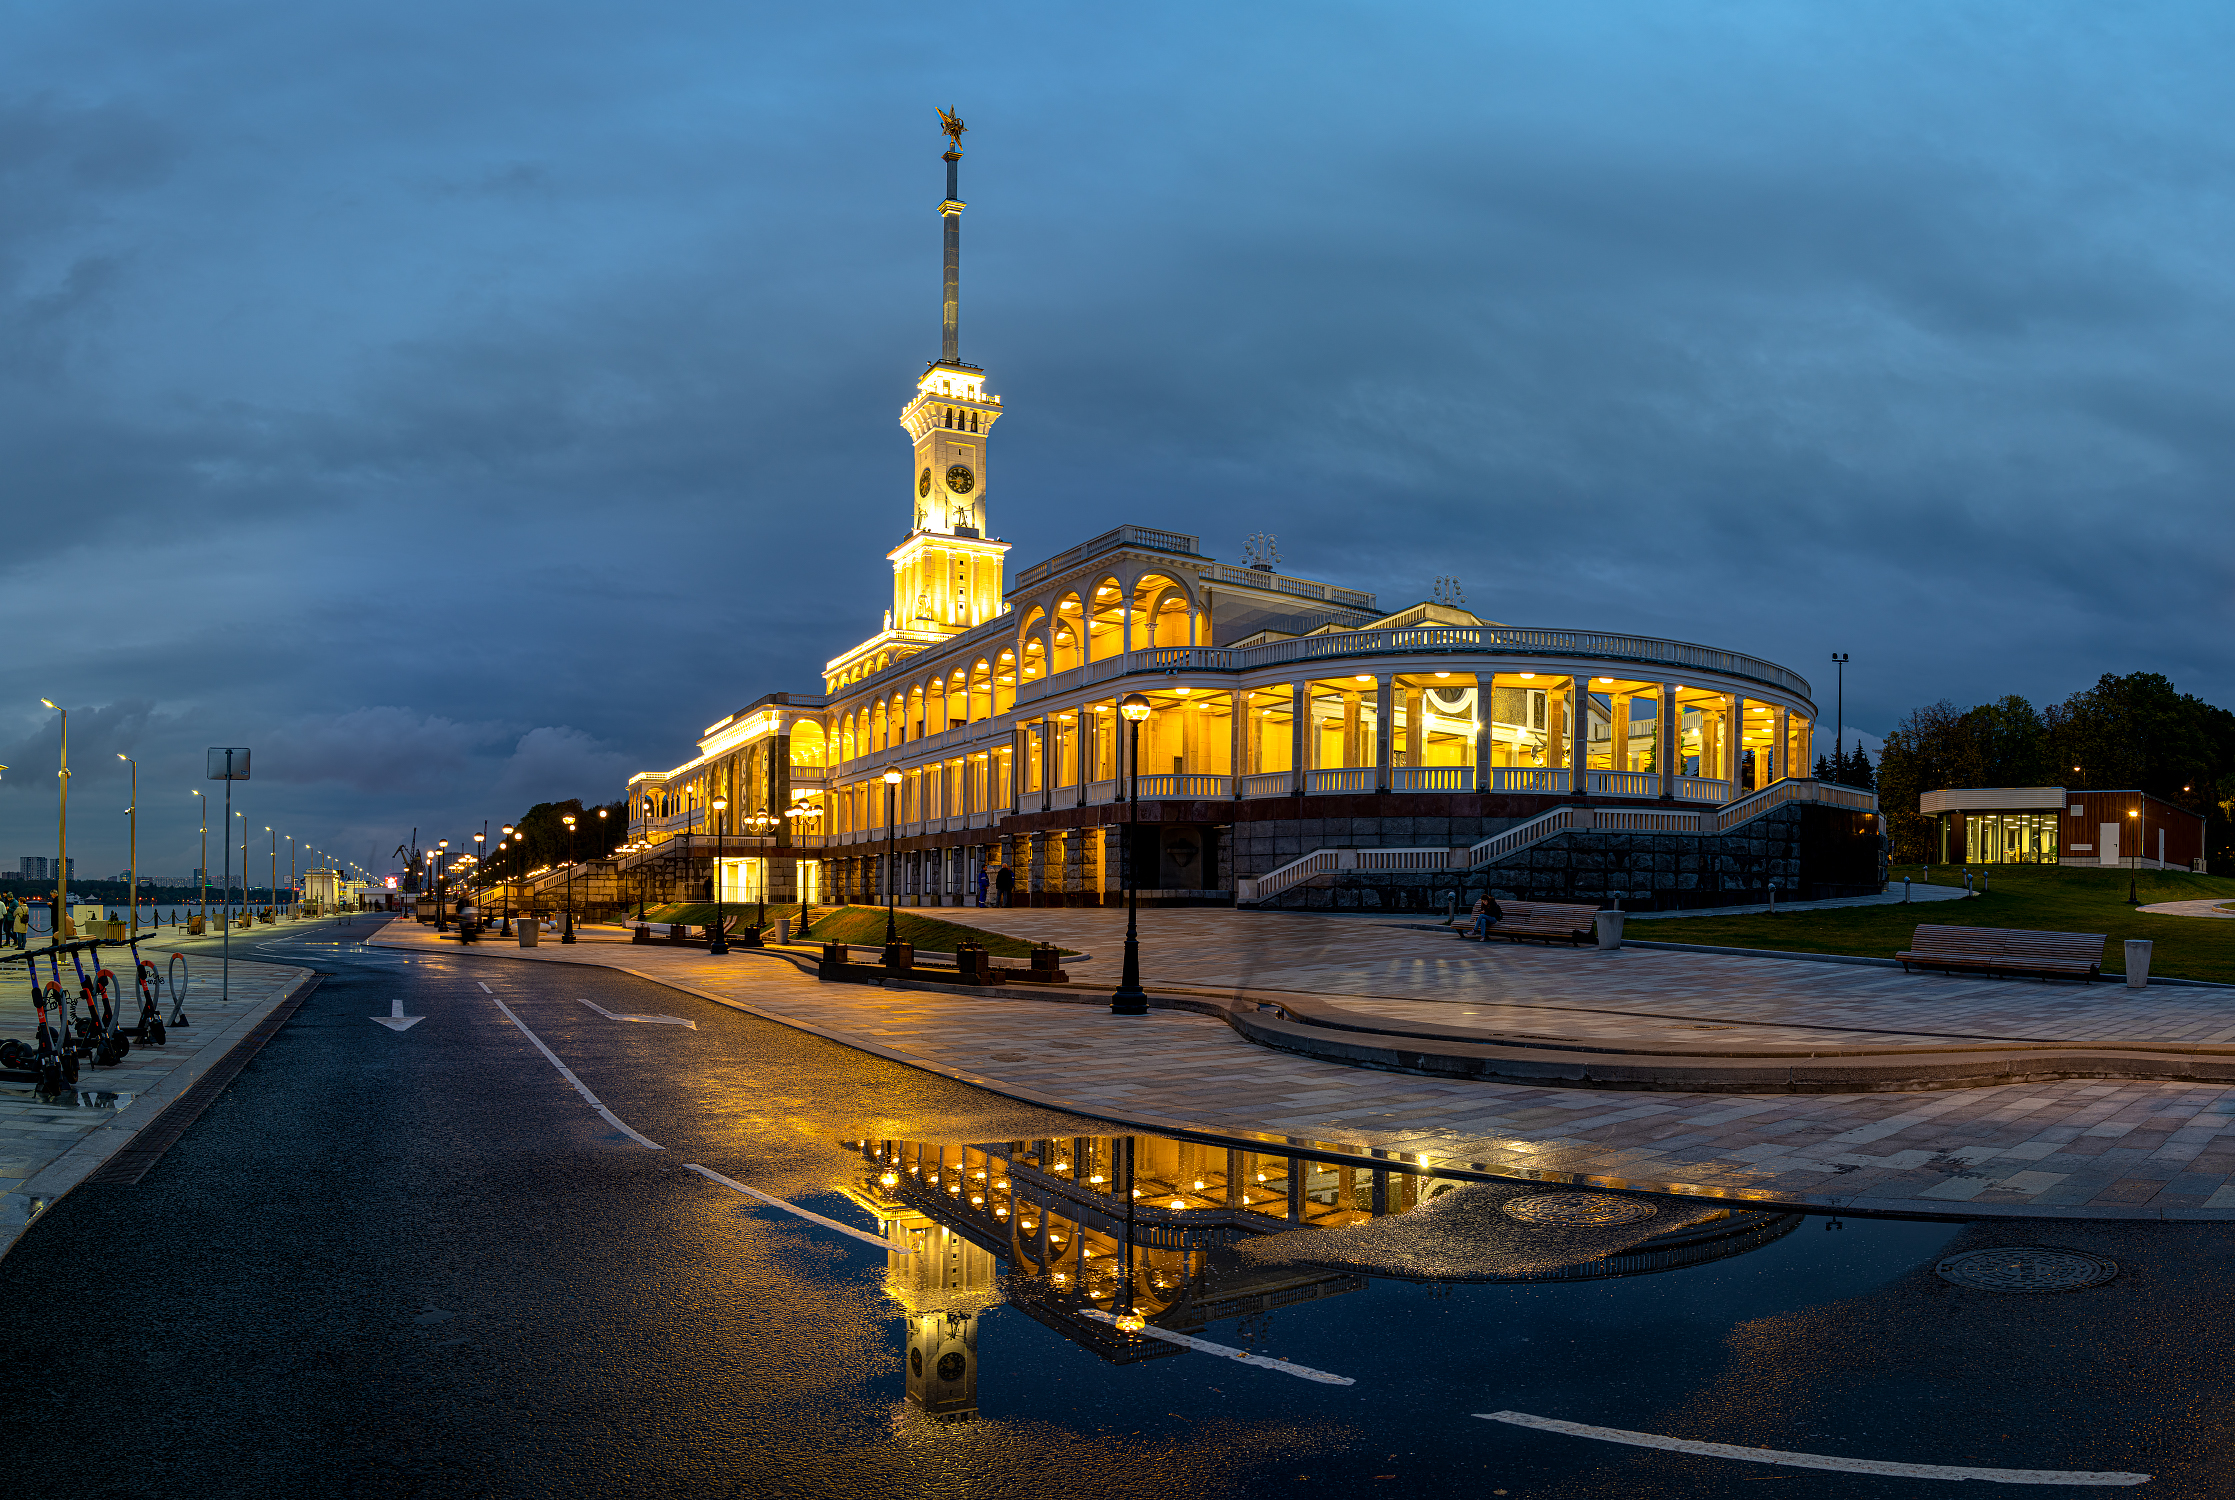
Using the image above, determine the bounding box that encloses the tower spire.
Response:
[937,108,966,365]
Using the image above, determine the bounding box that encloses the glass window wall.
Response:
[1583,678,1660,773]
[1394,672,1477,767]
[1675,688,1730,781]
[1487,673,1570,769]
[1307,676,1380,769]
[1966,813,2060,863]
[1243,686,1294,774]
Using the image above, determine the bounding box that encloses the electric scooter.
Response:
[131,944,167,1046]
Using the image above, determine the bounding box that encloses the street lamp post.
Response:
[499,825,515,935]
[707,799,731,953]
[192,790,207,932]
[39,700,68,941]
[786,797,817,936]
[561,815,577,943]
[881,766,904,951]
[118,753,137,939]
[285,835,295,918]
[1112,693,1153,1015]
[1829,653,1849,784]
[267,826,277,924]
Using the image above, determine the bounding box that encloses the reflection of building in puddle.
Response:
[845,1132,1800,1388]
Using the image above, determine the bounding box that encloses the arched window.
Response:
[1052,591,1084,672]
[969,659,994,722]
[872,699,888,753]
[1087,576,1125,661]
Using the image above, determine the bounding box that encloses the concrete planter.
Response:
[1595,910,1625,950]
[2125,938,2151,989]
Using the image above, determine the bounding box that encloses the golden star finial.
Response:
[938,108,966,151]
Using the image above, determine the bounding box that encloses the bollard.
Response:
[775,916,791,944]
[1902,877,1912,904]
[1594,910,1624,951]
[2125,939,2151,989]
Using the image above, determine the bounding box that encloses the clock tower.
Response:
[889,109,1008,637]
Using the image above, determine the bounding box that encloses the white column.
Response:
[1291,680,1309,794]
[1374,676,1393,792]
[1568,676,1587,796]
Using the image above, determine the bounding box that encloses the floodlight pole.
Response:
[1830,653,1849,783]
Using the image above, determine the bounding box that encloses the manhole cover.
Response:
[1935,1246,2119,1293]
[1502,1192,1658,1227]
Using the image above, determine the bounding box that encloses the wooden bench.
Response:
[1455,900,1601,946]
[1896,924,2105,983]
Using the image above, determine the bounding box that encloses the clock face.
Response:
[918,467,932,498]
[946,464,976,495]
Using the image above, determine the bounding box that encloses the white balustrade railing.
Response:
[1488,767,1569,794]
[1238,772,1294,799]
[1676,777,1733,802]
[1306,768,1374,794]
[1390,766,1475,793]
[1132,773,1233,800]
[1586,771,1657,797]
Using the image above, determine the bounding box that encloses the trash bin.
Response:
[1595,910,1625,950]
[2124,938,2151,989]
[518,921,539,948]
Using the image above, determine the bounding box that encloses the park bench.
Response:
[1457,900,1601,946]
[1895,924,2105,983]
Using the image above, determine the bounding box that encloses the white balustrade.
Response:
[1305,768,1374,794]
[1389,767,1474,793]
[1238,772,1294,799]
[1488,768,1569,794]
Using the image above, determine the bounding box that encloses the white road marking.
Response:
[370,995,425,1032]
[577,998,696,1029]
[487,997,664,1150]
[683,1163,906,1252]
[478,982,493,993]
[1475,1412,2150,1486]
[1079,1309,1354,1385]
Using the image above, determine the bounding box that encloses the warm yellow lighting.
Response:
[883,766,904,784]
[40,699,54,709]
[1113,1312,1146,1333]
[1519,672,1535,680]
[1120,693,1152,723]
[879,1172,897,1186]
[1435,671,1451,678]
[1169,1199,1185,1210]
[1193,1180,1204,1189]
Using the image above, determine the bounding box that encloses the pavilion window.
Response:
[1675,691,1730,782]
[1307,678,1378,769]
[1395,673,1476,768]
[1054,713,1079,786]
[1243,686,1294,775]
[1787,714,1812,781]
[1087,702,1117,780]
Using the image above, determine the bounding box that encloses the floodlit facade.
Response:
[615,123,1881,916]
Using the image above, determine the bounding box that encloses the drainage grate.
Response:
[1502,1192,1658,1227]
[1935,1246,2119,1293]
[84,975,322,1186]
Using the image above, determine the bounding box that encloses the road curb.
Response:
[0,962,317,1262]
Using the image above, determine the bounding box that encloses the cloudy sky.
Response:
[3,0,2231,879]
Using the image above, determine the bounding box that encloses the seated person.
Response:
[1468,894,1503,938]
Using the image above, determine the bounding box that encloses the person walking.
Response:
[12,899,30,949]
[993,864,1015,908]
[975,867,989,908]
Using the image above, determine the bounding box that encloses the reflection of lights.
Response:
[971,1195,983,1205]
[947,1185,959,1195]
[1169,1199,1186,1210]
[1089,1174,1104,1185]
[1021,1222,1037,1232]
[1192,1180,1204,1190]
[995,1208,1008,1217]
[1053,1273,1067,1282]
[879,1173,898,1187]
[1256,1172,1267,1181]
[1114,1312,1146,1333]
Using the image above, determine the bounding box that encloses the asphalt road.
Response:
[0,916,2220,1498]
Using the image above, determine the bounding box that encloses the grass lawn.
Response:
[1636,864,2235,983]
[639,902,1075,958]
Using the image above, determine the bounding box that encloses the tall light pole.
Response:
[118,753,138,938]
[206,746,250,1003]
[40,700,67,940]
[707,799,731,954]
[561,814,577,943]
[1829,653,1849,783]
[882,766,904,948]
[1112,693,1153,1015]
[435,839,450,930]
[267,826,277,921]
[286,835,295,917]
[499,824,515,935]
[193,790,208,931]
[237,811,248,919]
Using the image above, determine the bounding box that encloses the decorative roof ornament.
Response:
[938,108,967,152]
[1244,532,1280,572]
[1434,575,1467,608]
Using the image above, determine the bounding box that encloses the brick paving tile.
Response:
[369,918,2235,1221]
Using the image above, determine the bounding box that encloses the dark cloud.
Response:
[3,0,2232,872]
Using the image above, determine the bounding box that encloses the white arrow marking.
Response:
[577,998,696,1029]
[1078,1309,1354,1384]
[371,996,425,1031]
[683,1163,906,1252]
[1473,1412,2149,1486]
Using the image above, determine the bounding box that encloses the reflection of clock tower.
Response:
[889,110,1008,638]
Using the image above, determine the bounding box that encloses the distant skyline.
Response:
[5,1,2232,873]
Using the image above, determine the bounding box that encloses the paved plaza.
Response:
[375,908,2235,1220]
[0,944,312,1257]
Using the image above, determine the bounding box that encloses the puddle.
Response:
[1,1088,137,1110]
